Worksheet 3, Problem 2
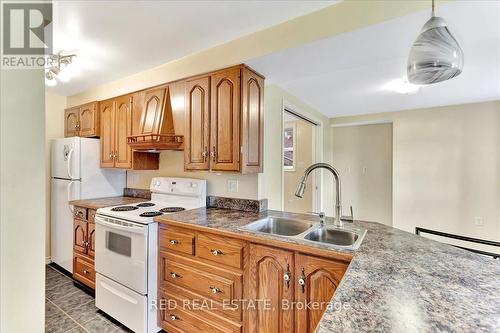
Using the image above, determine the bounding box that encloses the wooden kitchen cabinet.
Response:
[184,65,264,173]
[64,102,99,137]
[247,244,295,333]
[100,94,159,170]
[185,76,211,171]
[210,67,241,172]
[295,254,348,333]
[72,207,96,289]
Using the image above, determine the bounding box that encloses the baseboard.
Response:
[45,257,52,264]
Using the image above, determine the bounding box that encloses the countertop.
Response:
[69,196,145,210]
[156,208,500,333]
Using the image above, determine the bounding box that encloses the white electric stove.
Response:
[95,177,206,333]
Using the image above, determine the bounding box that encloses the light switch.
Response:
[227,179,239,193]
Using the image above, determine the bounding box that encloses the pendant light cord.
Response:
[432,0,435,17]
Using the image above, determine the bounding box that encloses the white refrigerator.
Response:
[51,137,126,273]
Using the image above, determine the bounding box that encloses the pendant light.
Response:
[407,0,463,84]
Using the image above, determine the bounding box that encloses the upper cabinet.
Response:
[184,65,265,173]
[100,94,159,170]
[64,102,99,138]
[185,76,210,170]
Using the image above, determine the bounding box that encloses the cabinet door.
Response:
[139,87,166,135]
[185,76,210,171]
[87,222,95,259]
[241,68,264,174]
[100,100,115,168]
[295,254,348,333]
[79,102,99,137]
[210,68,241,172]
[73,219,87,255]
[247,244,294,333]
[64,107,80,137]
[114,95,133,168]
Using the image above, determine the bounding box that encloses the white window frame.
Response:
[283,123,296,171]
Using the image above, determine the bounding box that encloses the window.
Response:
[283,124,296,171]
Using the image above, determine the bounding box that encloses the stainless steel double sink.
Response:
[241,216,366,250]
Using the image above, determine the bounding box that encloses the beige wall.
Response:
[330,101,500,246]
[1,69,46,331]
[127,151,258,199]
[332,124,393,225]
[45,93,67,258]
[283,120,314,213]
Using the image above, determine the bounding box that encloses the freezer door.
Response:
[51,137,81,180]
[51,178,81,273]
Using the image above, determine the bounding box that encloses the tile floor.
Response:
[45,264,133,333]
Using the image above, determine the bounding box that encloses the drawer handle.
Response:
[209,286,221,294]
[170,272,181,279]
[83,270,89,275]
[169,239,179,245]
[211,249,223,256]
[170,314,179,321]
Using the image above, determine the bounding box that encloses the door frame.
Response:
[281,99,323,213]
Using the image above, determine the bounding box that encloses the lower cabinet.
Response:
[72,206,96,290]
[247,244,295,333]
[158,224,350,333]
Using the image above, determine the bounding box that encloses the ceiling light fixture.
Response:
[407,0,463,84]
[45,52,77,86]
[381,78,420,94]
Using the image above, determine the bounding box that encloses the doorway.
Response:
[282,109,319,214]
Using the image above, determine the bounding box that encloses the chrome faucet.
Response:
[295,163,343,228]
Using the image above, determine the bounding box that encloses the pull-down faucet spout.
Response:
[295,163,343,228]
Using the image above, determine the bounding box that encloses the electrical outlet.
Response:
[227,179,239,193]
[474,216,484,227]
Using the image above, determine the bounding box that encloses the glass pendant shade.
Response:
[407,16,464,84]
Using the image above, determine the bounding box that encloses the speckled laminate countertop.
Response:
[156,208,500,333]
[69,196,145,210]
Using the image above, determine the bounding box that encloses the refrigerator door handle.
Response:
[67,148,74,180]
[67,180,75,213]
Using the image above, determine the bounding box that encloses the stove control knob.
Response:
[154,180,161,187]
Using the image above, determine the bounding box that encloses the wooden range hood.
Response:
[127,85,183,150]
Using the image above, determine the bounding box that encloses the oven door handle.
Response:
[95,216,146,234]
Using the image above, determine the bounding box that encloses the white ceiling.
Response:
[48,0,336,96]
[247,1,500,118]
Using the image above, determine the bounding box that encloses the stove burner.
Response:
[136,202,155,207]
[160,207,186,213]
[111,206,139,212]
[139,211,163,217]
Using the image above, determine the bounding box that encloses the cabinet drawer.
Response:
[196,233,245,269]
[73,206,87,220]
[160,252,242,305]
[159,291,241,333]
[88,209,96,223]
[159,227,195,255]
[73,255,95,289]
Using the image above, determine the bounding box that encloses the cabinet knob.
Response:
[298,268,306,293]
[169,239,179,245]
[283,264,291,289]
[209,286,221,294]
[202,147,208,162]
[170,272,180,279]
[170,314,179,321]
[83,270,89,275]
[211,249,223,256]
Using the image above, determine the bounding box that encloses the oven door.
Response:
[95,215,148,294]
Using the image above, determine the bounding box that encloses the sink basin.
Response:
[244,217,313,236]
[303,228,359,247]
